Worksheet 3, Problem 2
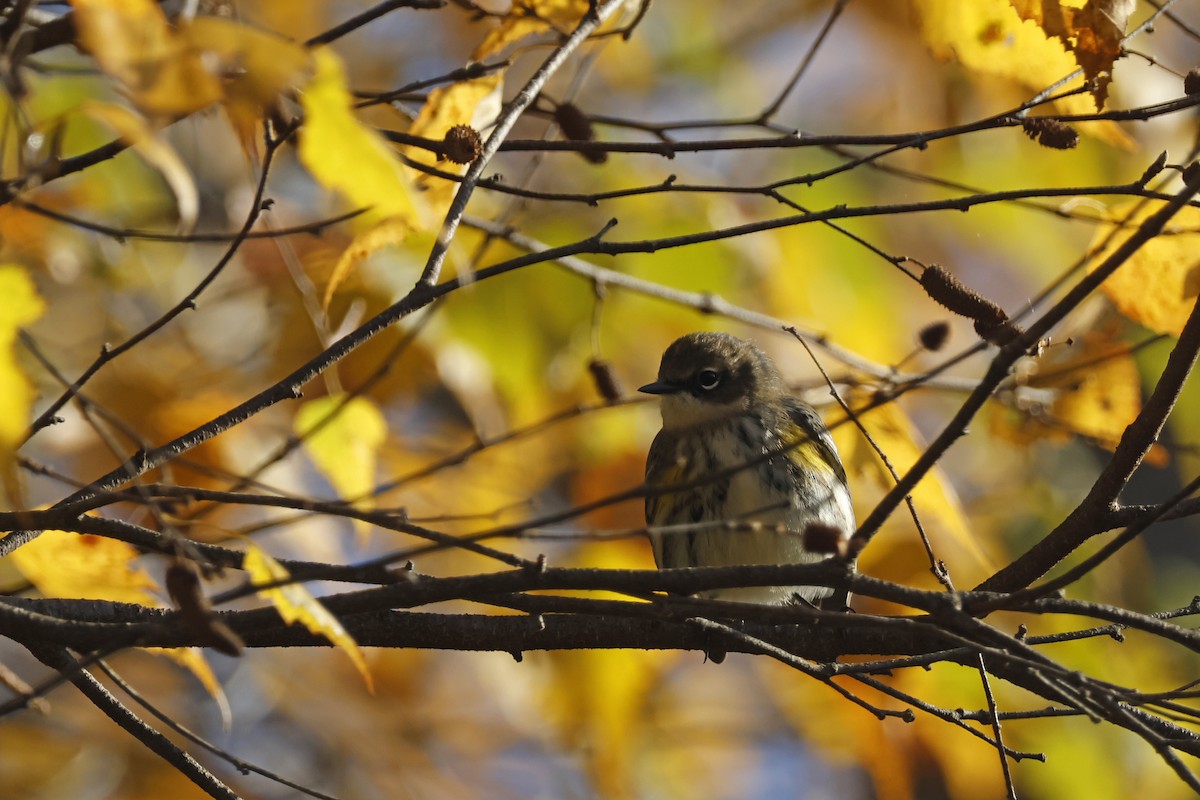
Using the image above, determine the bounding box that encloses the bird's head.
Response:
[639,332,783,429]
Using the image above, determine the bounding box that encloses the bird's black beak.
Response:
[638,380,679,395]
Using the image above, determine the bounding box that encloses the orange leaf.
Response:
[1010,0,1135,108]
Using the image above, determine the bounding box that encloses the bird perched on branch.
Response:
[641,332,856,614]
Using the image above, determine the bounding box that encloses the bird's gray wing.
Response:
[782,396,848,485]
[783,396,856,610]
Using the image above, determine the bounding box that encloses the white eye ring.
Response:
[696,369,721,391]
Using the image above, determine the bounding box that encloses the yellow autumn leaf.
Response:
[403,73,503,214]
[295,394,388,541]
[474,18,552,61]
[10,526,232,706]
[990,331,1143,452]
[322,216,414,310]
[183,17,311,112]
[10,529,157,605]
[833,396,994,578]
[1049,349,1141,447]
[0,265,43,506]
[520,0,593,26]
[181,16,312,141]
[295,394,388,501]
[70,0,223,117]
[80,101,198,232]
[472,0,590,60]
[408,75,503,145]
[1010,0,1135,108]
[1093,201,1200,337]
[243,544,373,691]
[299,49,422,226]
[912,0,1132,148]
[72,1,310,134]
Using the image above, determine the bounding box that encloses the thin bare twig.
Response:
[979,654,1019,799]
[28,646,239,800]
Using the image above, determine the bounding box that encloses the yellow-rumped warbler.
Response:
[641,332,855,609]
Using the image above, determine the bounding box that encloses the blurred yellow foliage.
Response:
[80,101,197,231]
[71,0,222,117]
[834,395,994,588]
[322,216,414,309]
[990,330,1145,453]
[300,49,423,225]
[0,265,43,507]
[913,0,1132,146]
[295,393,388,540]
[7,2,1200,799]
[542,542,673,798]
[71,0,310,123]
[1095,201,1200,337]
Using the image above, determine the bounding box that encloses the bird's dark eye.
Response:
[696,369,721,391]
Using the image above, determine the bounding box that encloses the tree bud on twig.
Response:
[918,321,951,352]
[442,124,482,165]
[1185,68,1200,96]
[554,101,607,164]
[1020,117,1079,150]
[588,358,624,401]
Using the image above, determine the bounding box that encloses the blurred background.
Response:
[4,1,1200,797]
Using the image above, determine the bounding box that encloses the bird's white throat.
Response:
[658,393,746,430]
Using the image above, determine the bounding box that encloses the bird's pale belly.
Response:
[649,421,850,605]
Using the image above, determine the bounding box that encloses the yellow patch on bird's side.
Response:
[647,462,687,522]
[784,440,838,478]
